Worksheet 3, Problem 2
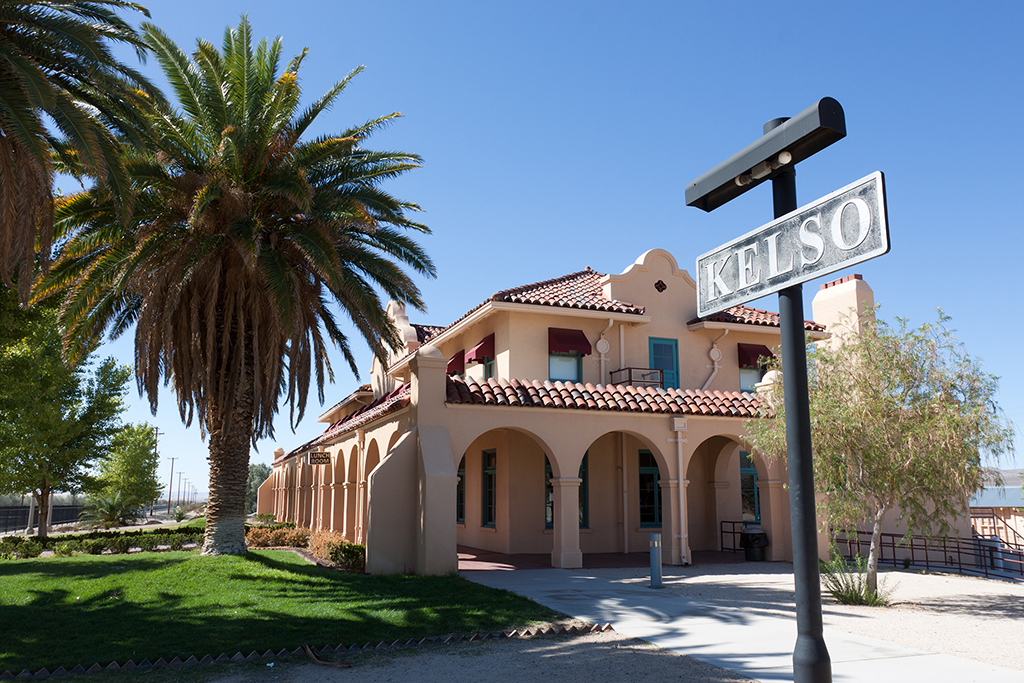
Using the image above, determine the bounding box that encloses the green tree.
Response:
[745,309,1015,595]
[0,289,131,538]
[40,17,434,554]
[0,0,159,300]
[93,422,162,511]
[246,462,272,514]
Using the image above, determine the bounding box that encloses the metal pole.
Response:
[649,533,663,588]
[166,456,176,514]
[177,472,183,509]
[767,117,832,683]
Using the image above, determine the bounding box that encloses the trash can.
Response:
[739,525,769,561]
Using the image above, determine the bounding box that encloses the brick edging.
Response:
[0,623,615,679]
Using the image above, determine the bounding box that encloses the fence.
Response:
[0,505,85,534]
[832,529,1024,582]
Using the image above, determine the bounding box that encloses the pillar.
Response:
[551,477,583,568]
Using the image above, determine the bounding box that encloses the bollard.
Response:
[649,533,663,589]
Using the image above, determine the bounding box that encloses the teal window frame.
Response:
[544,454,588,529]
[481,449,496,528]
[638,449,661,527]
[456,456,465,524]
[740,450,760,525]
[648,337,679,389]
[548,352,582,382]
[482,357,495,380]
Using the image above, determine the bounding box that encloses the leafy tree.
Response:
[93,422,162,511]
[745,309,1015,595]
[40,17,434,554]
[246,462,272,514]
[0,289,131,538]
[0,0,159,300]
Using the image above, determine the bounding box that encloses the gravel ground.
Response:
[206,562,1021,682]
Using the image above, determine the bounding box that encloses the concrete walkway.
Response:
[462,567,1020,683]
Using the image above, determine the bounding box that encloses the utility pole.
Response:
[177,472,184,508]
[150,427,164,516]
[166,456,177,515]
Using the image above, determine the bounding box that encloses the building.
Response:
[258,248,882,574]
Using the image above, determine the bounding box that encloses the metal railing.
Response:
[0,505,85,533]
[720,520,744,552]
[610,367,663,389]
[971,507,1024,547]
[832,529,1024,581]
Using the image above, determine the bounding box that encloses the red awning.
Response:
[465,333,495,364]
[737,343,774,369]
[549,328,592,356]
[446,350,465,375]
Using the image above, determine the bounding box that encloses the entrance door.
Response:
[740,450,760,525]
[649,338,679,389]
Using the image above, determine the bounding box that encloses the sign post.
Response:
[686,99,888,683]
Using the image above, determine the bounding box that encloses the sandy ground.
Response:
[205,563,1022,682]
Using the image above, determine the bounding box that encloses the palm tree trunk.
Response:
[202,390,255,555]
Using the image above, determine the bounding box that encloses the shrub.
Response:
[16,540,42,559]
[253,513,275,526]
[83,539,107,555]
[81,492,140,529]
[819,548,890,606]
[110,536,132,554]
[168,534,185,551]
[308,530,365,573]
[172,507,187,523]
[54,541,78,557]
[245,526,310,548]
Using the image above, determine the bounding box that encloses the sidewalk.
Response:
[462,567,1020,683]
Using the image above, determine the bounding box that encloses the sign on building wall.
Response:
[306,452,330,466]
[697,171,888,317]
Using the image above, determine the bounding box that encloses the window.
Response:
[545,454,589,529]
[548,352,581,382]
[740,451,760,525]
[482,357,495,380]
[638,449,661,527]
[649,338,679,389]
[738,343,774,393]
[481,449,496,527]
[456,456,465,524]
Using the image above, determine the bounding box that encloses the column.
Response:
[664,479,682,564]
[343,482,355,542]
[681,479,692,564]
[550,477,583,569]
[758,479,787,561]
[710,481,730,550]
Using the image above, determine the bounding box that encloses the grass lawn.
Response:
[0,550,561,674]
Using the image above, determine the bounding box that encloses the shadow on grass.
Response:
[0,551,560,674]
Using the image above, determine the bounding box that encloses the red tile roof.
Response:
[412,324,445,344]
[490,267,644,315]
[691,305,825,332]
[446,376,761,418]
[316,384,411,444]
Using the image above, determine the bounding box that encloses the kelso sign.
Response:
[696,172,888,317]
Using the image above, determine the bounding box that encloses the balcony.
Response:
[610,367,663,389]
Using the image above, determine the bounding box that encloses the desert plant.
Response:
[82,492,140,529]
[172,507,187,523]
[308,530,365,572]
[820,547,890,606]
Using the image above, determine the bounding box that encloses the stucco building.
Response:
[258,248,878,574]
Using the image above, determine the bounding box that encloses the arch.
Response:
[386,430,402,455]
[364,439,382,478]
[346,445,359,483]
[452,425,559,475]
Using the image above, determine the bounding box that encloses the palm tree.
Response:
[39,17,435,554]
[0,0,158,300]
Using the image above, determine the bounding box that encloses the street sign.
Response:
[697,171,888,317]
[306,452,330,465]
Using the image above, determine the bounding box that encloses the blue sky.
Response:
[89,1,1023,495]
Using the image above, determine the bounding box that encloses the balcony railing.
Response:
[610,367,663,389]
